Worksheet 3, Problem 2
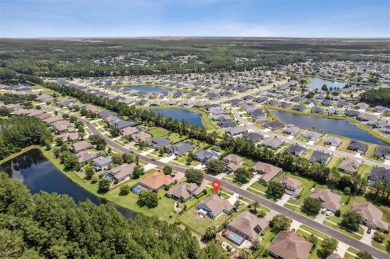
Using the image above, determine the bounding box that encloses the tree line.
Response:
[360,88,390,108]
[0,116,52,161]
[0,172,228,258]
[44,82,390,206]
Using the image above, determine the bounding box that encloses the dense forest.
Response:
[0,38,389,78]
[360,88,390,108]
[0,116,52,160]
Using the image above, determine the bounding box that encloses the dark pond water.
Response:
[129,85,169,93]
[271,110,389,146]
[0,149,135,218]
[151,108,204,127]
[307,77,346,90]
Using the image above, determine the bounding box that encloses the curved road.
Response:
[47,107,387,259]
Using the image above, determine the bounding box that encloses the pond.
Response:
[151,108,204,127]
[271,110,389,146]
[128,85,170,93]
[0,149,136,218]
[307,77,346,90]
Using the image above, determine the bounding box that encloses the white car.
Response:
[325,211,333,216]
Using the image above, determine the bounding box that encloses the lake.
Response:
[307,77,346,90]
[271,110,389,146]
[128,85,170,93]
[151,108,204,127]
[0,149,135,218]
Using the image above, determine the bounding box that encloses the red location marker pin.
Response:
[212,180,221,193]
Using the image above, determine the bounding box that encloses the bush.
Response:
[119,185,130,196]
[335,209,341,217]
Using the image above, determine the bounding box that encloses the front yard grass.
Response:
[148,127,169,138]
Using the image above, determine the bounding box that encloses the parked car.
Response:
[325,211,333,216]
[321,208,327,214]
[367,228,372,234]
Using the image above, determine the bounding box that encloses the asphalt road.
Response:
[46,107,388,258]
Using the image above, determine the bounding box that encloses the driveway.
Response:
[361,226,374,245]
[314,212,327,223]
[276,194,290,206]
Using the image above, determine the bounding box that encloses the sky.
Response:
[1,0,389,38]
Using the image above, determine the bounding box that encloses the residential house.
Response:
[262,138,284,150]
[222,210,269,245]
[59,132,79,142]
[52,120,71,134]
[356,102,369,111]
[338,158,360,174]
[265,121,284,130]
[269,230,313,259]
[347,139,368,154]
[310,188,341,212]
[147,137,171,149]
[368,167,390,182]
[278,176,302,197]
[351,202,389,233]
[243,132,263,142]
[309,151,332,165]
[222,154,243,173]
[93,156,113,171]
[132,131,152,143]
[286,144,306,156]
[311,106,324,114]
[170,142,194,156]
[252,162,282,184]
[166,181,207,202]
[105,163,136,182]
[194,149,218,164]
[374,146,390,160]
[196,194,234,219]
[114,120,133,130]
[344,110,359,117]
[121,126,139,137]
[133,171,174,193]
[76,151,97,165]
[303,131,322,141]
[324,137,342,147]
[283,124,301,136]
[226,126,248,137]
[292,104,306,111]
[71,141,93,153]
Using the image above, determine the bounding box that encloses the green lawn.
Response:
[222,176,244,187]
[178,205,230,235]
[148,127,169,138]
[167,132,187,143]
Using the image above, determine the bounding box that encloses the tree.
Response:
[301,197,322,216]
[344,186,351,195]
[237,250,251,259]
[318,237,338,258]
[185,169,204,185]
[202,226,217,241]
[119,185,130,196]
[137,190,158,208]
[84,165,94,180]
[356,251,373,259]
[234,167,252,184]
[205,159,225,175]
[186,154,193,165]
[89,135,106,150]
[61,151,80,171]
[110,127,121,138]
[55,137,64,146]
[269,214,291,233]
[112,154,123,165]
[266,182,285,199]
[98,178,111,193]
[308,234,318,247]
[321,84,328,91]
[373,231,385,243]
[133,166,144,179]
[163,165,173,175]
[250,201,259,214]
[340,211,362,232]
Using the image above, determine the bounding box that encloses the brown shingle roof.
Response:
[227,210,268,240]
[269,230,313,259]
[310,188,341,212]
[140,171,174,190]
[351,202,389,231]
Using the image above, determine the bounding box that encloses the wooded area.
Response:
[360,88,390,108]
[0,38,389,78]
[0,117,52,161]
[0,172,227,258]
